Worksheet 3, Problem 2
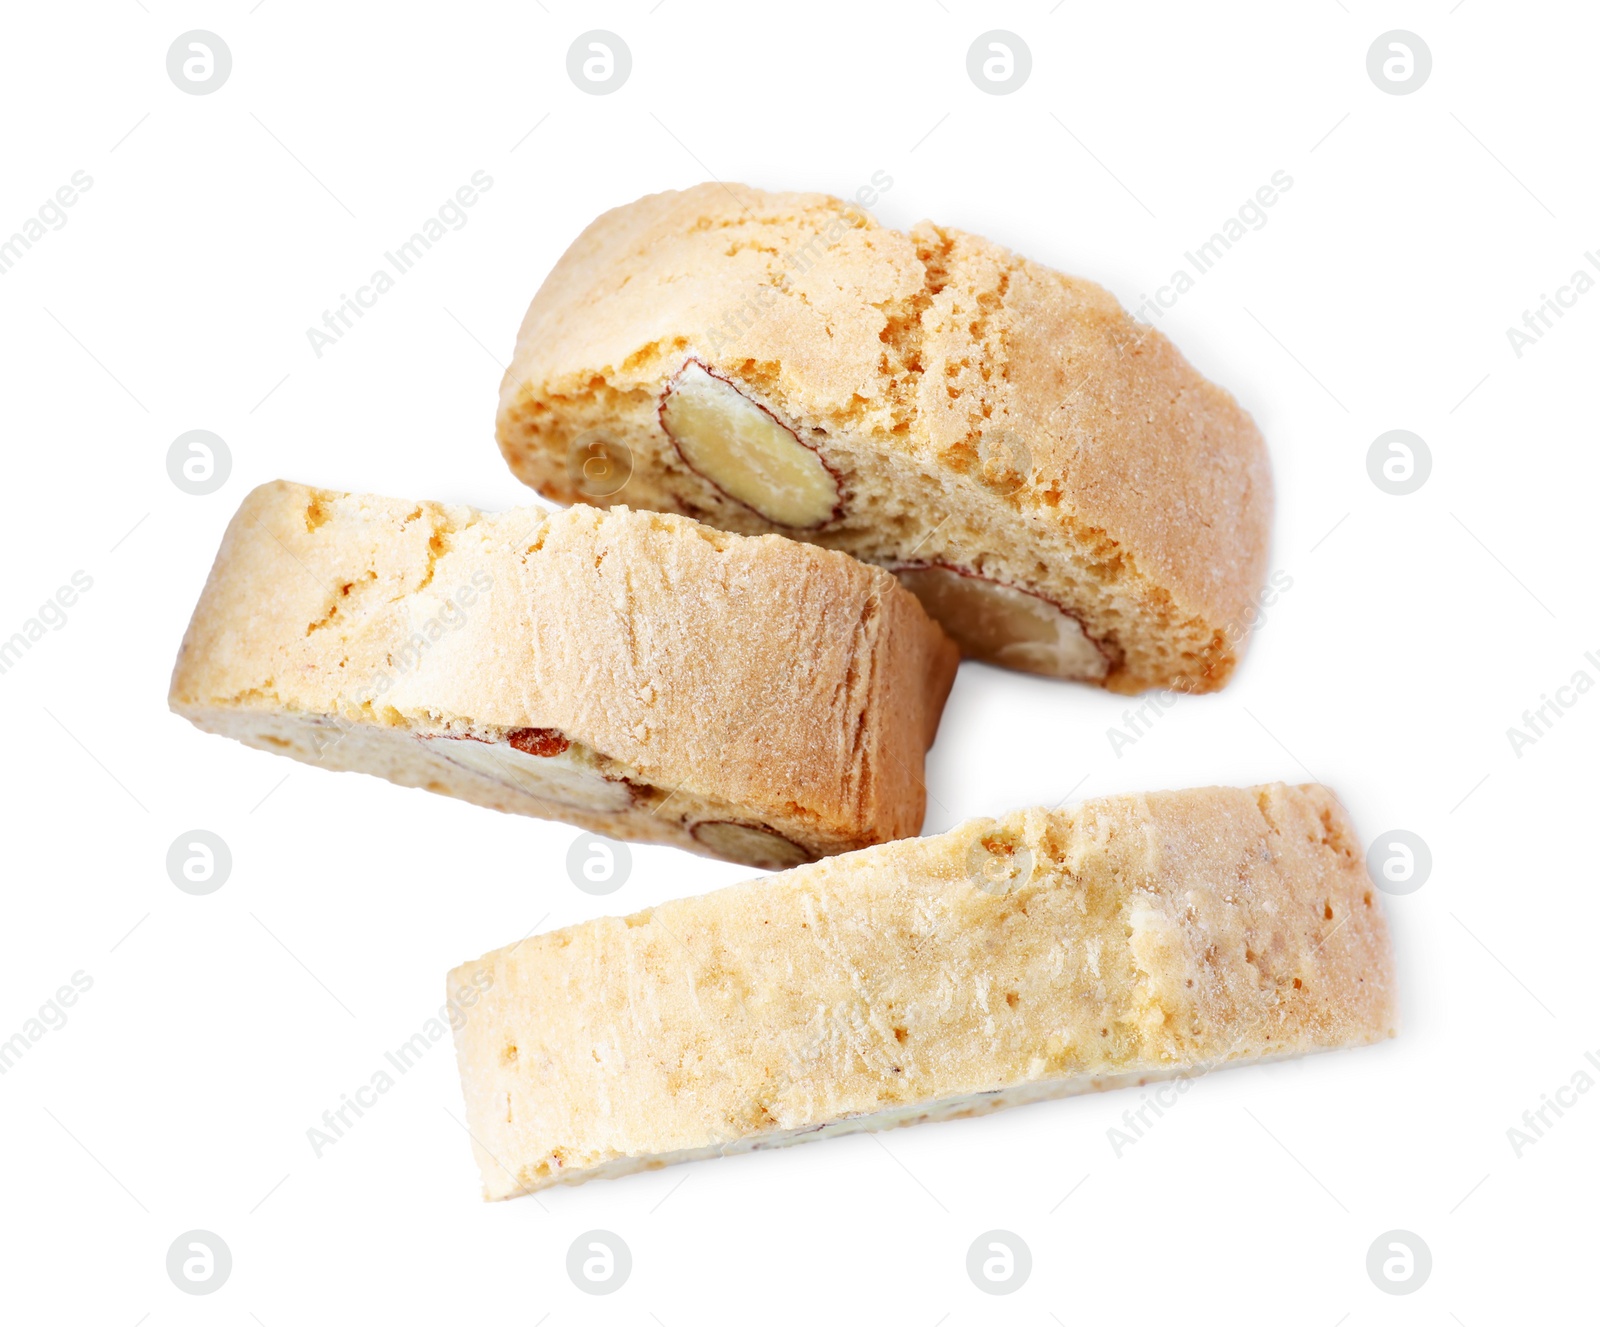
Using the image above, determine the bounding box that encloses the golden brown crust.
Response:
[496,183,1272,692]
[168,480,957,863]
[450,782,1395,1197]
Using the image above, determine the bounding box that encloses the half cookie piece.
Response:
[169,481,957,868]
[449,782,1396,1197]
[496,183,1274,693]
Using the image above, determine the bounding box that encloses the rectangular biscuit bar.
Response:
[169,480,957,868]
[449,782,1397,1197]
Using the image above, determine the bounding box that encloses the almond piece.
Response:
[690,820,814,871]
[892,564,1108,681]
[659,361,840,529]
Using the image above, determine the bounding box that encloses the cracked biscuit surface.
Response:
[168,480,957,867]
[450,782,1396,1197]
[497,183,1273,693]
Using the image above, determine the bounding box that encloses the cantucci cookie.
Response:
[496,183,1273,693]
[169,480,956,868]
[449,782,1395,1197]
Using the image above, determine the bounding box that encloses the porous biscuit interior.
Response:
[497,185,1273,693]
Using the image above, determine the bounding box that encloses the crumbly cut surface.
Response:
[449,783,1395,1197]
[168,480,957,867]
[496,183,1273,693]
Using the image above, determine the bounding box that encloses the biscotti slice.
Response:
[169,480,957,868]
[449,782,1395,1197]
[495,183,1273,693]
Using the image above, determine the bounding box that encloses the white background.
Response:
[2,1,1595,1321]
